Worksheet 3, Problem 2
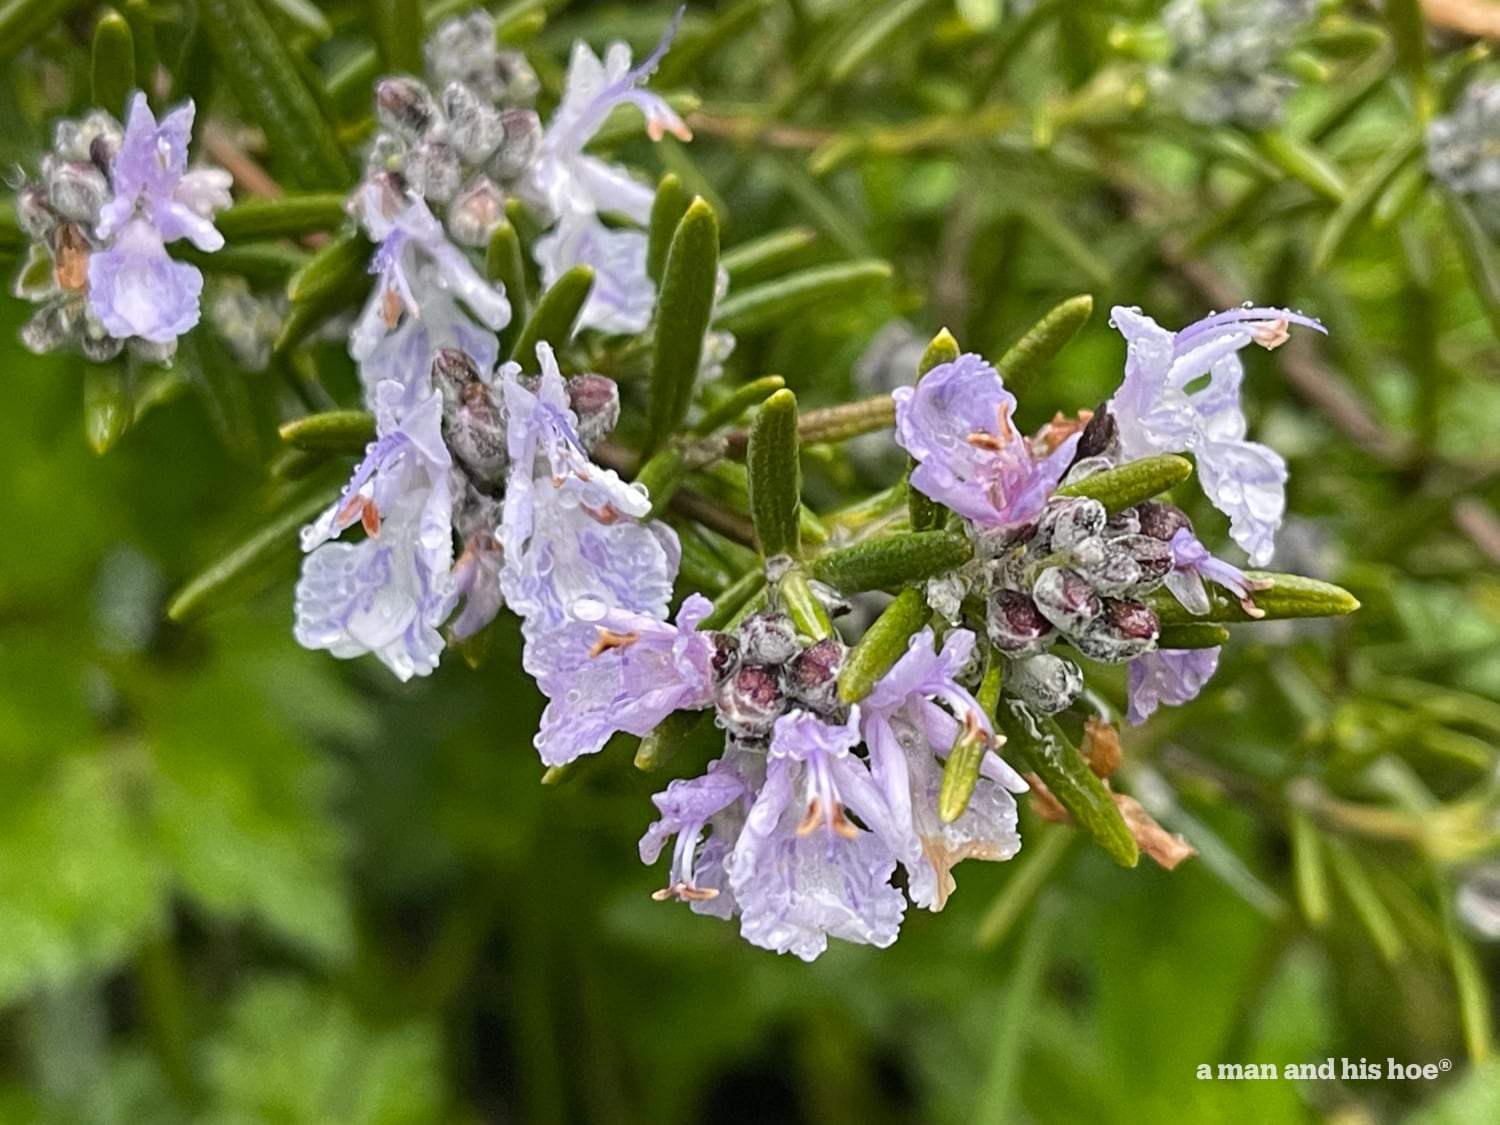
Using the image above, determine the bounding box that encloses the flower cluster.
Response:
[13,92,231,360]
[1428,80,1500,231]
[893,305,1322,730]
[1153,0,1317,128]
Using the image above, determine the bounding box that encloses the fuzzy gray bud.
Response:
[1031,567,1101,635]
[986,589,1055,658]
[566,374,621,449]
[1006,654,1083,715]
[738,612,800,667]
[784,638,844,714]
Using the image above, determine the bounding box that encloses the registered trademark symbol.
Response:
[1440,1059,1452,1072]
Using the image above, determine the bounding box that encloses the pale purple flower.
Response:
[528,594,718,766]
[349,180,510,405]
[294,382,456,680]
[87,219,203,343]
[860,628,1026,911]
[726,709,909,961]
[893,353,1079,529]
[1163,526,1269,618]
[533,212,655,334]
[640,745,761,915]
[499,342,679,665]
[518,15,689,334]
[1108,305,1325,566]
[86,92,231,342]
[1127,648,1221,725]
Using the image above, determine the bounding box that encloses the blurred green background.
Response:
[3,0,1500,1121]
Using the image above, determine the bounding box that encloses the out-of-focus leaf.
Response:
[1312,130,1423,271]
[215,195,348,242]
[372,0,422,72]
[719,227,817,284]
[647,174,688,284]
[712,260,892,335]
[83,361,133,455]
[91,9,135,113]
[648,198,720,452]
[693,374,785,435]
[828,0,940,85]
[0,0,90,59]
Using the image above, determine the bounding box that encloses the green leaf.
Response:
[996,701,1138,868]
[196,0,350,189]
[1289,807,1330,929]
[712,260,892,335]
[166,484,338,623]
[746,388,801,558]
[123,0,157,86]
[0,754,168,1008]
[838,586,931,703]
[262,0,333,39]
[0,0,90,59]
[372,0,422,73]
[1311,130,1423,271]
[719,227,817,284]
[1256,131,1348,203]
[809,531,971,593]
[997,294,1093,393]
[83,361,133,455]
[215,194,348,242]
[634,708,721,772]
[1443,190,1500,344]
[1325,839,1404,963]
[91,9,135,114]
[509,265,594,370]
[635,446,686,515]
[278,410,375,454]
[908,329,958,532]
[1147,571,1361,625]
[1387,0,1434,121]
[828,0,939,85]
[1155,622,1231,649]
[778,567,833,641]
[698,568,767,632]
[647,174,689,284]
[1054,454,1193,512]
[648,197,720,452]
[485,220,528,335]
[693,374,786,435]
[286,234,368,311]
[939,655,1001,823]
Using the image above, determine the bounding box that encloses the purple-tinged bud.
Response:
[1115,534,1173,589]
[987,588,1055,657]
[447,176,506,247]
[46,160,109,223]
[437,354,507,487]
[1072,599,1159,664]
[1007,653,1083,715]
[715,664,788,740]
[566,374,621,449]
[358,170,410,228]
[1105,508,1141,537]
[1037,496,1107,553]
[738,611,800,666]
[1071,538,1143,597]
[431,347,483,400]
[442,82,506,164]
[87,132,119,176]
[489,109,542,180]
[17,184,58,239]
[709,633,740,682]
[1135,501,1193,542]
[784,637,844,714]
[1073,405,1118,463]
[376,77,439,139]
[1031,567,1101,635]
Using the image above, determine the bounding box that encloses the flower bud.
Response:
[566,374,621,449]
[709,633,740,682]
[1071,537,1144,597]
[443,82,507,164]
[1134,500,1193,541]
[406,139,462,203]
[784,637,844,714]
[17,184,57,239]
[447,176,506,247]
[432,347,483,406]
[738,611,800,667]
[1031,567,1101,635]
[1073,405,1118,463]
[1036,496,1107,553]
[986,588,1055,657]
[376,77,440,140]
[435,353,508,488]
[1006,653,1083,715]
[1115,534,1173,589]
[46,159,110,223]
[1071,599,1159,664]
[715,664,788,741]
[489,109,542,181]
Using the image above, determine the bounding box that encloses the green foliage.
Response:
[2,0,1499,1122]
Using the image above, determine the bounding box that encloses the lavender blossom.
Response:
[893,353,1079,529]
[499,343,679,665]
[519,16,690,334]
[727,709,910,961]
[861,628,1026,910]
[1127,648,1221,725]
[1108,305,1324,566]
[87,93,230,343]
[1164,527,1269,617]
[640,746,760,914]
[528,594,719,766]
[349,177,510,406]
[294,381,456,680]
